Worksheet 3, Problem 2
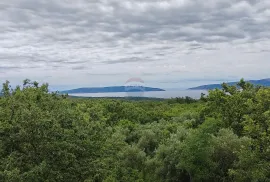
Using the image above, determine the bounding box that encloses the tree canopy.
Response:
[0,79,269,182]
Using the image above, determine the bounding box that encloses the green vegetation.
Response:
[188,78,270,90]
[0,79,269,182]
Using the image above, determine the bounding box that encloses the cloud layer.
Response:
[1,0,270,89]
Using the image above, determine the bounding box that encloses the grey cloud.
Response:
[131,51,144,55]
[261,50,270,52]
[87,73,129,76]
[0,66,21,70]
[0,0,270,87]
[103,57,157,64]
[72,66,87,70]
[65,61,88,65]
[204,47,219,51]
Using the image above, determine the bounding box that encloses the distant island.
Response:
[60,86,165,94]
[189,78,270,90]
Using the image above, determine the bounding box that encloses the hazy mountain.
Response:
[60,86,165,94]
[188,78,270,90]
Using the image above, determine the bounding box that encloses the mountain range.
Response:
[60,86,165,94]
[188,78,270,90]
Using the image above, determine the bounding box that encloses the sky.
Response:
[1,0,270,90]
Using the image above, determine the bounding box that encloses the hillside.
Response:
[189,78,270,90]
[60,86,165,94]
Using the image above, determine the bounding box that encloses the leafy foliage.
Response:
[0,79,269,182]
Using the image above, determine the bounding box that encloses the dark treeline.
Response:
[0,79,269,182]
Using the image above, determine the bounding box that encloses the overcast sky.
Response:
[1,0,270,90]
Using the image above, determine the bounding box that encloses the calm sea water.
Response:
[70,90,208,99]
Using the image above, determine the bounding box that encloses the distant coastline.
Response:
[60,86,165,94]
[188,78,270,90]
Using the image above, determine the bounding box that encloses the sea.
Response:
[69,90,208,99]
